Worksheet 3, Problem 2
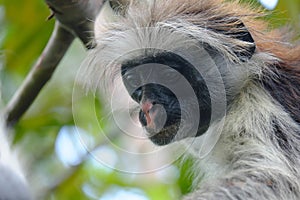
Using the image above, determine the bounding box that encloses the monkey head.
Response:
[85,0,256,146]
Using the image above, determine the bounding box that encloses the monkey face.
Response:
[85,0,256,147]
[121,51,212,145]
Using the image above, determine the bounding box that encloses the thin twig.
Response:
[5,22,74,126]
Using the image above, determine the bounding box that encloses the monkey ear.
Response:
[214,19,256,61]
[232,21,256,61]
[109,0,130,16]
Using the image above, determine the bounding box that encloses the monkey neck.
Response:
[188,81,300,186]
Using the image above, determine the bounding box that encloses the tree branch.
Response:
[5,0,105,126]
[5,22,74,126]
[45,0,105,49]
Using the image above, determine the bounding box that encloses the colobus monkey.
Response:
[0,117,31,200]
[84,0,300,199]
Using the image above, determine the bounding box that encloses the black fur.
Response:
[121,50,212,145]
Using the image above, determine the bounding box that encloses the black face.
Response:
[121,51,212,145]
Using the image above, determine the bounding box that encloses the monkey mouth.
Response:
[140,105,180,146]
[145,123,180,146]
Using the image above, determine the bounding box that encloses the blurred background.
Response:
[0,0,299,199]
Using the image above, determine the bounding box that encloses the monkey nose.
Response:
[141,101,153,126]
[142,101,153,114]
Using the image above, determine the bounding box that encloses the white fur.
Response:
[83,1,300,199]
[0,115,31,199]
[184,82,300,199]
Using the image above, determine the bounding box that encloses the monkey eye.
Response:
[124,73,141,89]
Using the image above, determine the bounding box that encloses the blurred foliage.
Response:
[0,0,299,200]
